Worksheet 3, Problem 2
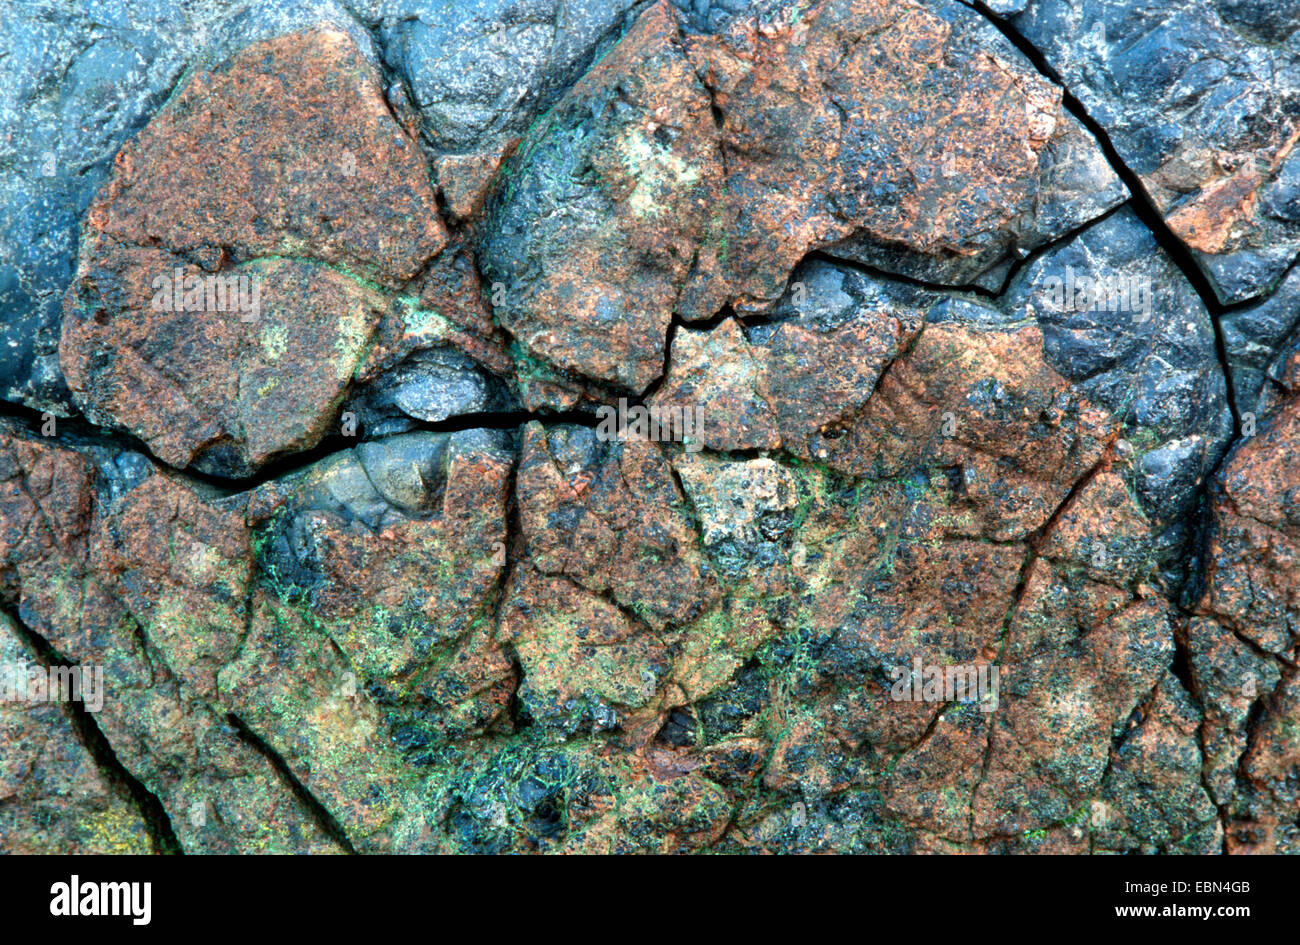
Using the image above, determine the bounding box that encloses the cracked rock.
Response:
[0,612,153,854]
[5,0,1300,857]
[58,23,445,476]
[482,0,1124,400]
[1004,0,1300,304]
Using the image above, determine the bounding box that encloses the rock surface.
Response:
[0,612,153,854]
[1,0,1297,855]
[1001,0,1300,304]
[59,25,445,476]
[481,0,1125,400]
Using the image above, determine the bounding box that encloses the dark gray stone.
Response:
[375,0,642,156]
[1006,207,1233,526]
[1222,265,1300,415]
[347,348,517,438]
[1004,0,1300,304]
[271,427,512,531]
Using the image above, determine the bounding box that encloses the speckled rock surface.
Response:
[481,0,1125,401]
[997,0,1300,305]
[1,0,1297,856]
[0,612,153,854]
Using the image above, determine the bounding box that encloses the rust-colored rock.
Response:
[1191,350,1300,852]
[481,2,724,394]
[515,423,719,630]
[79,29,443,285]
[685,0,1123,308]
[60,28,446,476]
[9,0,1297,859]
[482,0,1122,401]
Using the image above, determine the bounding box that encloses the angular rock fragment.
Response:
[218,594,431,852]
[1222,264,1300,413]
[1094,676,1221,854]
[77,27,443,285]
[650,319,780,453]
[480,2,725,394]
[60,26,446,475]
[977,588,1175,840]
[1186,617,1280,808]
[1228,673,1300,854]
[1197,397,1300,656]
[515,423,719,631]
[501,570,671,737]
[505,423,721,737]
[64,254,390,475]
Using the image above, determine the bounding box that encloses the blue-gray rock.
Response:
[1001,0,1300,305]
[1222,264,1300,415]
[1006,207,1233,526]
[375,0,642,156]
[347,348,518,437]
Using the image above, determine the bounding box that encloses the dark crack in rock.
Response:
[3,0,1299,857]
[1003,0,1300,304]
[482,0,1124,403]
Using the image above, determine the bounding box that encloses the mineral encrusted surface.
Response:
[1,0,1297,854]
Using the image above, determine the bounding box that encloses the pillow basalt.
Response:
[1,0,1297,855]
